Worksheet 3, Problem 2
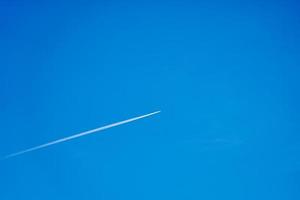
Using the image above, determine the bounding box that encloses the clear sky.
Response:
[0,0,299,199]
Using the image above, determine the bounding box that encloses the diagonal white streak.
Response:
[4,111,160,159]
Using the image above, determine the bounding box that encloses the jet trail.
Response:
[3,111,160,159]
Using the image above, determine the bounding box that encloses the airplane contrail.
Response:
[3,111,161,159]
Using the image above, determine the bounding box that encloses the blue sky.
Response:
[0,0,299,199]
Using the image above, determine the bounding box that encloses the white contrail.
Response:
[3,111,160,159]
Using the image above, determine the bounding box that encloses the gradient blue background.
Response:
[0,0,299,199]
